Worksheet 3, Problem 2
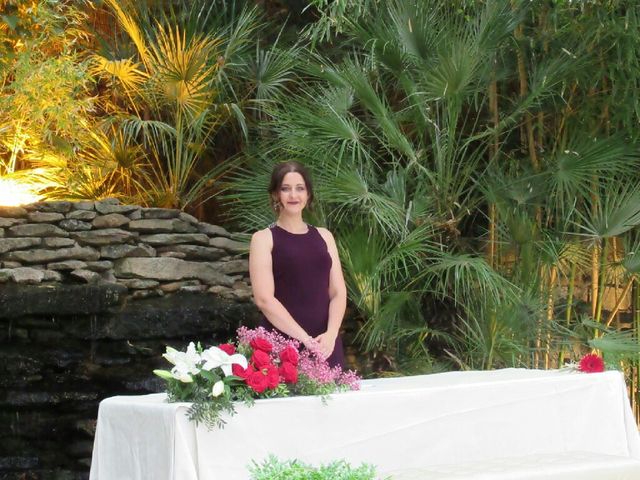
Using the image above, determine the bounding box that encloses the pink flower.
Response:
[237,326,300,356]
[579,354,605,373]
[339,370,361,390]
[218,343,236,355]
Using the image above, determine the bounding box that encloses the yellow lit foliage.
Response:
[0,176,41,206]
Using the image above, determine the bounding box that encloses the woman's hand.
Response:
[315,331,337,359]
[302,335,321,354]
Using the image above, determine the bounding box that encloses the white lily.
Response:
[163,342,201,369]
[211,380,225,397]
[162,342,201,382]
[201,346,248,377]
[170,367,194,383]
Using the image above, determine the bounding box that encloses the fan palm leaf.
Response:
[576,183,640,240]
[146,24,220,117]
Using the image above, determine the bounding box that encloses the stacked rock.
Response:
[0,199,252,301]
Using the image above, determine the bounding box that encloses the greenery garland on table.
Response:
[249,455,383,480]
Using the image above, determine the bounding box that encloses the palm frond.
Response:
[546,135,638,216]
[89,55,147,94]
[416,251,519,308]
[575,183,640,239]
[147,24,220,117]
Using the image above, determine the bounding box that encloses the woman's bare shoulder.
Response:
[316,227,336,244]
[251,227,273,246]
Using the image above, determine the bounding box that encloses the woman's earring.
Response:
[272,199,281,212]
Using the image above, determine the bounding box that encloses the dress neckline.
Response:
[273,223,311,235]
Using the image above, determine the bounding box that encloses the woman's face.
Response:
[277,172,308,215]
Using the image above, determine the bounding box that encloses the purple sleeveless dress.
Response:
[260,224,345,368]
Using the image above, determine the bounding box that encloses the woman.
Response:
[249,161,347,367]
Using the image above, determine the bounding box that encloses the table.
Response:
[89,369,640,479]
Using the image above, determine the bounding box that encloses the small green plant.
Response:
[249,455,383,480]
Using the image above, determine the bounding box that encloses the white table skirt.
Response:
[89,369,640,480]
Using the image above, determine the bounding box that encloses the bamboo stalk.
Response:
[605,277,634,328]
[632,282,640,423]
[595,238,608,325]
[514,24,540,173]
[489,204,496,268]
[559,261,578,365]
[612,237,620,328]
[591,242,600,319]
[488,71,499,269]
[486,312,497,370]
[545,266,558,369]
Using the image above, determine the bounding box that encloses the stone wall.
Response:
[0,199,252,301]
[0,285,259,479]
[0,200,259,479]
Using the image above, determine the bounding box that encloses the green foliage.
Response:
[0,0,94,178]
[223,0,640,383]
[5,0,640,395]
[226,0,527,369]
[249,455,381,480]
[163,372,251,430]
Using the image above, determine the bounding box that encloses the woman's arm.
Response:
[249,229,317,348]
[315,228,347,358]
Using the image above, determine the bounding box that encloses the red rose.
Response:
[250,337,273,353]
[279,361,298,384]
[251,350,272,368]
[232,364,253,379]
[218,343,236,355]
[279,346,299,366]
[578,353,605,373]
[266,364,280,389]
[246,370,269,393]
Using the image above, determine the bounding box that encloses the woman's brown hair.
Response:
[268,161,314,213]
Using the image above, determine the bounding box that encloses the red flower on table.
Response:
[218,343,236,355]
[266,365,280,389]
[246,364,279,392]
[578,353,605,373]
[250,337,273,353]
[232,364,254,379]
[279,346,299,366]
[279,361,298,384]
[246,370,269,393]
[251,350,272,369]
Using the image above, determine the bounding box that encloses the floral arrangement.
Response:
[249,455,383,480]
[154,327,361,429]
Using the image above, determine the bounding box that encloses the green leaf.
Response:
[1,15,19,31]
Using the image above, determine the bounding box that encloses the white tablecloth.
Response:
[89,369,640,480]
